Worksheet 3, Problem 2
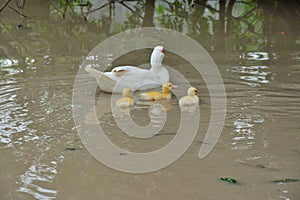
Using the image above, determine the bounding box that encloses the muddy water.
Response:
[1,3,300,200]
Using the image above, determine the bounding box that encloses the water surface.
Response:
[0,1,299,199]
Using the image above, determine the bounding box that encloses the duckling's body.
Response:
[140,82,173,101]
[116,88,135,108]
[140,91,171,101]
[179,87,199,106]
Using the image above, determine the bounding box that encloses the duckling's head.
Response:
[162,82,173,93]
[188,87,198,96]
[122,87,132,97]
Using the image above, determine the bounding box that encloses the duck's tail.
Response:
[85,66,116,93]
[85,66,103,81]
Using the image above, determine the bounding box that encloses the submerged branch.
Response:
[50,2,66,18]
[195,2,219,13]
[81,0,143,21]
[235,0,257,5]
[0,20,30,55]
[16,0,26,9]
[8,5,28,18]
[119,1,143,19]
[235,6,257,20]
[80,1,112,21]
[0,0,12,12]
[83,1,112,15]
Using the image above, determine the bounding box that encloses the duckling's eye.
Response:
[194,89,197,93]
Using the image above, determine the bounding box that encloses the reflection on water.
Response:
[112,102,168,139]
[96,94,181,153]
[291,51,300,60]
[231,65,271,87]
[242,52,274,61]
[230,113,264,150]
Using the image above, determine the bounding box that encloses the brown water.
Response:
[1,1,300,200]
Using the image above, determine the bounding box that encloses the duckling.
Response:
[115,88,135,108]
[179,87,199,106]
[140,82,174,101]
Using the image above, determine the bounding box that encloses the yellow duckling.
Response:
[179,87,199,106]
[115,88,135,108]
[140,82,174,101]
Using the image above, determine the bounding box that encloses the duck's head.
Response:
[162,82,173,93]
[122,87,132,97]
[188,87,198,96]
[151,46,165,65]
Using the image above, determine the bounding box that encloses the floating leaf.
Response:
[271,179,299,183]
[65,146,79,151]
[220,177,238,184]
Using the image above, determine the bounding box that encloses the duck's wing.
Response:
[111,66,141,76]
[85,65,161,93]
[112,66,162,90]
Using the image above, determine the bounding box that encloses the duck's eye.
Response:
[161,48,165,54]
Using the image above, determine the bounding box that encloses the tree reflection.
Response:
[0,0,299,60]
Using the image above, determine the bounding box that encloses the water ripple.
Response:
[0,78,32,147]
[230,112,264,150]
[18,162,58,199]
[0,59,23,76]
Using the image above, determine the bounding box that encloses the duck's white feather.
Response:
[85,46,168,93]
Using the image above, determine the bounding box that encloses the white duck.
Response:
[179,87,199,106]
[85,46,168,93]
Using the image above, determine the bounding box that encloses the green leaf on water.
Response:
[220,177,238,184]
